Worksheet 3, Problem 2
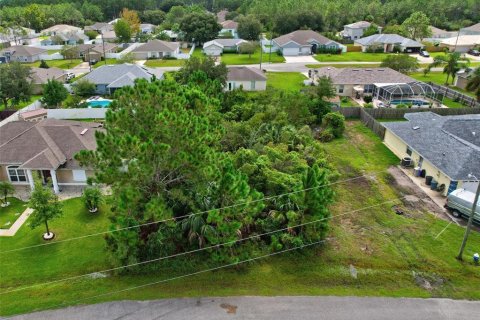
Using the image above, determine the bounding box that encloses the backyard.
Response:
[0,95,42,111]
[267,72,307,91]
[24,59,82,69]
[1,121,479,317]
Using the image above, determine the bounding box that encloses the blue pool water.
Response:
[390,99,429,106]
[87,100,112,108]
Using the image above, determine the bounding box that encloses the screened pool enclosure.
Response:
[373,81,443,106]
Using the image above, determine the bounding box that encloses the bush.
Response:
[364,102,373,108]
[85,30,99,40]
[39,60,49,69]
[318,128,334,142]
[316,46,342,54]
[73,79,96,97]
[341,97,348,103]
[323,112,345,138]
[396,103,408,109]
[363,95,373,103]
[366,45,384,53]
[82,186,103,213]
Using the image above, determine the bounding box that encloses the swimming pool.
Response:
[390,99,429,106]
[87,100,112,108]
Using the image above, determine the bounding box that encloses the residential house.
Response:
[0,45,46,62]
[383,112,480,195]
[220,20,239,39]
[100,30,117,43]
[354,34,423,53]
[460,23,480,36]
[342,21,372,40]
[226,66,267,91]
[66,43,117,61]
[439,35,480,53]
[18,109,48,122]
[29,67,67,94]
[203,39,247,56]
[424,26,457,42]
[315,67,414,97]
[131,40,180,59]
[84,22,114,34]
[272,30,346,56]
[140,24,156,34]
[80,63,164,95]
[454,68,477,90]
[40,32,89,46]
[159,30,179,42]
[0,119,103,194]
[41,24,82,36]
[0,27,36,45]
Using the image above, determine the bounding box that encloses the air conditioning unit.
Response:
[401,157,413,167]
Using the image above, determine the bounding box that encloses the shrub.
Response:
[316,46,342,54]
[82,186,103,213]
[364,102,373,108]
[39,60,49,69]
[363,95,373,103]
[323,112,345,138]
[73,79,96,97]
[396,103,408,109]
[341,97,348,103]
[318,128,335,142]
[85,30,99,40]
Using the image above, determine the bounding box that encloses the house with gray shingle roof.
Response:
[272,30,346,56]
[354,34,423,53]
[0,45,46,62]
[0,119,103,194]
[226,66,267,91]
[342,21,372,40]
[29,67,67,94]
[131,39,180,60]
[383,112,480,195]
[80,63,164,95]
[315,67,414,97]
[460,22,480,36]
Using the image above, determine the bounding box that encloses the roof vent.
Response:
[413,126,420,130]
[472,132,476,136]
[80,128,88,135]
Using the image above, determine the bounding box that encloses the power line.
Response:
[49,238,334,311]
[1,172,382,254]
[0,196,405,295]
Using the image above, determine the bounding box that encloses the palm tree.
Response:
[428,52,469,85]
[466,68,480,102]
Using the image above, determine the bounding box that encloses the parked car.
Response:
[66,72,75,81]
[419,50,430,58]
[89,59,98,65]
[445,189,480,224]
[468,49,480,56]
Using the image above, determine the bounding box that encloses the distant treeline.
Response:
[0,0,478,32]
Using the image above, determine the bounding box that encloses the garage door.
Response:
[282,48,299,56]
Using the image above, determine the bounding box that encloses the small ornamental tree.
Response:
[114,19,132,43]
[82,186,103,213]
[42,79,68,108]
[238,41,257,58]
[29,182,63,240]
[73,79,96,97]
[39,60,50,69]
[323,112,345,138]
[0,181,15,207]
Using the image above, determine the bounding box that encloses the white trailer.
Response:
[446,189,480,224]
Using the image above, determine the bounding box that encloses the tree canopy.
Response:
[179,11,221,44]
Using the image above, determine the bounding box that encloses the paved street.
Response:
[9,296,480,320]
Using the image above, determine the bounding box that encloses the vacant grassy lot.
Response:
[314,52,391,62]
[267,72,307,91]
[221,49,285,65]
[1,122,479,316]
[0,198,27,229]
[24,59,82,69]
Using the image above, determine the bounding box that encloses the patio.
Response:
[373,81,443,108]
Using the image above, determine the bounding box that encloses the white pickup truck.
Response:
[446,189,480,224]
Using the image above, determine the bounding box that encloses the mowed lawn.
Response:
[267,72,307,91]
[144,59,185,67]
[314,52,391,62]
[24,59,82,69]
[0,198,27,229]
[0,95,42,111]
[1,122,480,316]
[221,49,285,65]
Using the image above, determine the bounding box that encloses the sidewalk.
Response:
[0,207,33,237]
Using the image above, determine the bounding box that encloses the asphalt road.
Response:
[8,296,480,320]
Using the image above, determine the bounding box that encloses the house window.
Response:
[251,81,255,90]
[7,165,27,182]
[228,82,233,91]
[364,84,374,93]
[72,170,87,182]
[406,146,412,156]
[338,85,344,94]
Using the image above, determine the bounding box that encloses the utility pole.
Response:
[269,38,272,64]
[101,31,106,65]
[453,30,460,53]
[259,35,263,70]
[457,174,480,260]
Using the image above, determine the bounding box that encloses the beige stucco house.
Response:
[226,66,267,91]
[29,67,67,94]
[383,112,480,195]
[0,119,102,194]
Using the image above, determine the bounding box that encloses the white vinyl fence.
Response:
[47,108,107,119]
[0,100,43,127]
[39,53,64,60]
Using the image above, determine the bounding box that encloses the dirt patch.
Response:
[220,303,238,314]
[413,271,446,291]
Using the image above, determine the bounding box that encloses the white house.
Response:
[226,66,267,91]
[342,21,372,40]
[354,34,423,53]
[460,23,480,36]
[439,35,480,53]
[140,24,156,34]
[203,38,247,56]
[220,20,239,39]
[272,30,346,56]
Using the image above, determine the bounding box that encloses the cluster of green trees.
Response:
[75,57,342,270]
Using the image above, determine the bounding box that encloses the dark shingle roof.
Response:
[132,40,180,53]
[383,112,480,180]
[227,66,267,81]
[0,45,46,57]
[30,67,65,84]
[273,30,340,47]
[81,64,163,86]
[0,119,102,170]
[355,34,423,47]
[316,67,414,85]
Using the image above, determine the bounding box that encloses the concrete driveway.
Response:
[284,55,319,63]
[9,296,480,320]
[67,62,91,76]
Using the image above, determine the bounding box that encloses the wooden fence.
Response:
[428,83,480,108]
[331,107,480,139]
